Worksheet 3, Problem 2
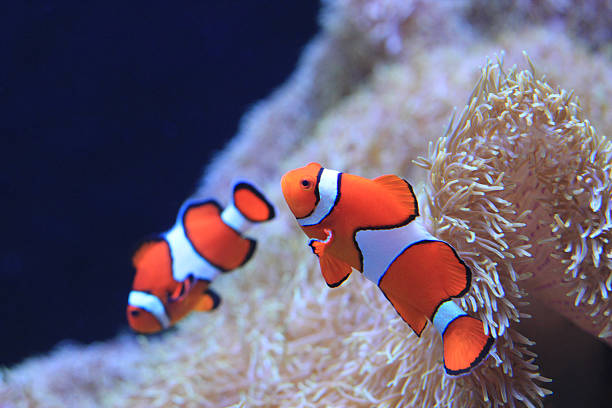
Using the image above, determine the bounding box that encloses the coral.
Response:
[2,1,611,407]
[464,0,612,52]
[321,0,466,56]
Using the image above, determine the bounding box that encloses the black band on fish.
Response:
[298,169,341,227]
[314,167,323,207]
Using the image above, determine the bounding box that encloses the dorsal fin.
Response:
[132,238,166,269]
[372,175,419,218]
[130,238,176,294]
[132,241,155,268]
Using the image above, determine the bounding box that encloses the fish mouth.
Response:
[280,172,292,198]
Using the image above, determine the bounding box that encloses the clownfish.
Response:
[281,163,494,375]
[127,181,275,334]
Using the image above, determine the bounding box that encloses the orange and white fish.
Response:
[127,181,275,334]
[281,163,494,375]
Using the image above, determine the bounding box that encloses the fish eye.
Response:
[130,310,140,317]
[300,179,312,189]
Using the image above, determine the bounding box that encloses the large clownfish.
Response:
[281,163,494,375]
[127,181,275,334]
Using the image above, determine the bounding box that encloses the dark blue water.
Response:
[0,1,319,367]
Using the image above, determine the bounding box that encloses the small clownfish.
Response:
[281,163,494,376]
[127,181,275,334]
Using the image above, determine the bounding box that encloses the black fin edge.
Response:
[326,272,351,288]
[444,335,495,376]
[426,241,472,321]
[378,290,428,337]
[204,288,222,310]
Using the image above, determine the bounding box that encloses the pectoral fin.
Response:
[307,228,334,256]
[167,275,195,303]
[307,229,352,287]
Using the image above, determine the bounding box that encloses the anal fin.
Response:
[384,293,428,336]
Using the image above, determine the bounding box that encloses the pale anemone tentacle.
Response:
[415,54,611,407]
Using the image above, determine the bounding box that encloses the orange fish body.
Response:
[127,182,275,334]
[281,163,493,375]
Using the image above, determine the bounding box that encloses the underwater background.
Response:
[1,1,612,407]
[0,0,318,366]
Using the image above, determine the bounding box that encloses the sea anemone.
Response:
[416,55,612,347]
[414,53,612,407]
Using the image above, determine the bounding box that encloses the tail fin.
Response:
[193,288,222,311]
[232,182,275,222]
[220,182,275,234]
[442,315,494,375]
